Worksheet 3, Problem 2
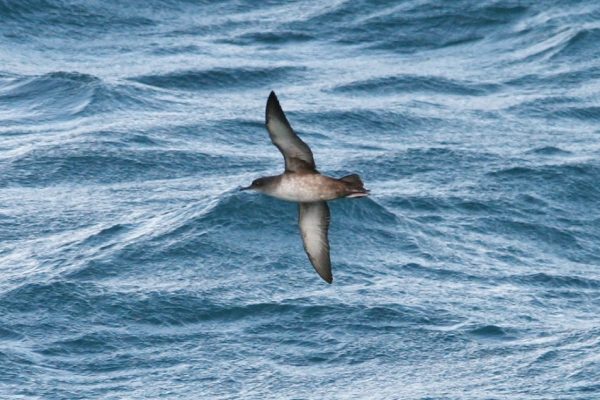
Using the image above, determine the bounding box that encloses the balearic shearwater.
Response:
[241,91,368,283]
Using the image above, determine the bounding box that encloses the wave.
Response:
[487,162,600,208]
[55,187,405,286]
[487,161,600,201]
[222,31,315,46]
[391,195,499,215]
[467,324,518,340]
[130,66,304,91]
[333,75,500,96]
[550,27,600,61]
[0,146,238,187]
[507,95,600,121]
[293,109,447,142]
[525,146,572,156]
[0,278,457,331]
[0,0,156,32]
[0,71,165,124]
[284,1,527,52]
[350,147,497,180]
[0,72,99,122]
[507,272,600,290]
[504,66,600,90]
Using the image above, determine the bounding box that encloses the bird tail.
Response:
[339,174,369,198]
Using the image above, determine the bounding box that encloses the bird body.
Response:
[242,91,368,283]
[252,172,352,203]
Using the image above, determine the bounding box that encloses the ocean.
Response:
[1,0,599,398]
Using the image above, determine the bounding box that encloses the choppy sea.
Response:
[1,1,599,398]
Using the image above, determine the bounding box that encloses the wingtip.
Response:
[265,90,283,124]
[267,91,278,107]
[266,91,276,124]
[319,270,333,284]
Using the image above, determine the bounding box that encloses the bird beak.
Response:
[239,185,251,191]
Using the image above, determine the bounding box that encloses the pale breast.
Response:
[271,174,342,202]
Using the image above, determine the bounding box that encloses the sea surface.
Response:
[1,1,599,398]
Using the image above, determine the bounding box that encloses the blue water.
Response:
[1,1,599,398]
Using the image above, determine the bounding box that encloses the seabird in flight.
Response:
[241,91,368,283]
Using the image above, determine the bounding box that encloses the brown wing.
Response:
[298,201,332,283]
[265,91,316,172]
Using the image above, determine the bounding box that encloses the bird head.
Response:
[240,177,270,192]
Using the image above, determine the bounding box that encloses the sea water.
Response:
[1,1,599,398]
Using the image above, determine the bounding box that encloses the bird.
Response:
[241,91,368,283]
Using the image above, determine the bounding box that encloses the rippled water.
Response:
[1,1,599,398]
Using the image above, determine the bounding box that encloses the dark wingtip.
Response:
[266,90,278,124]
[321,272,333,284]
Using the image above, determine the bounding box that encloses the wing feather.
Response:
[265,91,316,172]
[298,201,332,283]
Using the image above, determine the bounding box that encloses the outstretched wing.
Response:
[298,201,332,283]
[265,91,316,172]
